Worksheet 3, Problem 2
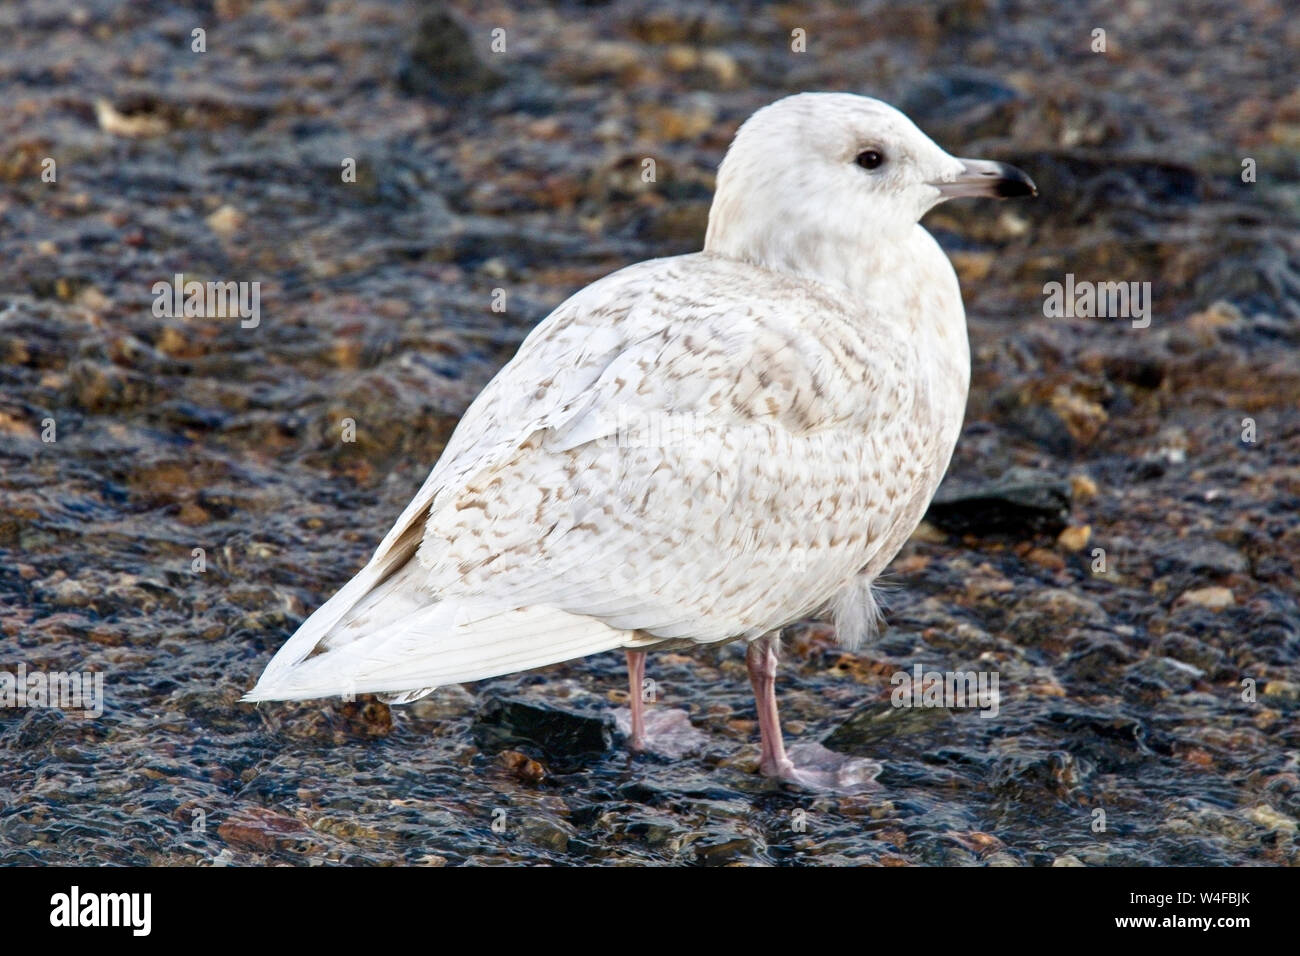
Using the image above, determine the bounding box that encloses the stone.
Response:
[396,6,504,99]
[1176,587,1235,609]
[926,468,1071,538]
[471,694,615,761]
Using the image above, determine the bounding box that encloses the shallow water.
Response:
[1,0,1298,865]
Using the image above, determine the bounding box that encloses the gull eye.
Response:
[854,149,885,170]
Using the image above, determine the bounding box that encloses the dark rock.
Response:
[217,805,321,853]
[1011,151,1204,214]
[925,468,1071,538]
[623,815,697,853]
[1124,656,1205,697]
[900,68,1019,128]
[1041,706,1160,773]
[335,698,394,738]
[1152,541,1248,577]
[1102,353,1166,390]
[498,749,547,784]
[989,750,1082,801]
[1129,457,1167,481]
[472,694,614,761]
[933,0,996,32]
[693,834,758,866]
[1153,631,1229,677]
[1061,628,1137,684]
[635,202,711,246]
[824,700,957,752]
[1007,589,1108,647]
[396,6,504,99]
[994,397,1081,457]
[1044,708,1145,747]
[3,709,68,751]
[517,815,575,852]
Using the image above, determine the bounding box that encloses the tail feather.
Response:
[244,597,639,703]
[249,521,423,695]
[245,502,647,703]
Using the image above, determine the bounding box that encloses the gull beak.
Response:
[933,158,1038,199]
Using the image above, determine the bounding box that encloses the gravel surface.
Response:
[1,0,1297,865]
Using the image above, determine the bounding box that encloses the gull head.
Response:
[704,92,1036,276]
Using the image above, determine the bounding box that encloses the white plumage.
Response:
[245,93,1036,783]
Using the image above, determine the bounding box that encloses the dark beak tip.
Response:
[995,163,1038,199]
[997,180,1038,199]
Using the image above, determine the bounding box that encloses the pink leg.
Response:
[616,649,706,757]
[745,633,882,792]
[745,635,795,778]
[626,650,646,751]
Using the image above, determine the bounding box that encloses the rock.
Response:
[310,816,383,842]
[949,250,994,283]
[626,8,726,44]
[1027,546,1065,571]
[824,701,957,751]
[926,468,1071,538]
[993,393,1085,457]
[1049,387,1108,446]
[986,850,1022,866]
[1057,524,1091,551]
[517,815,576,853]
[1154,541,1248,577]
[558,41,643,82]
[407,684,476,719]
[498,749,547,784]
[626,816,699,855]
[1124,656,1204,693]
[1061,629,1137,683]
[699,49,740,87]
[3,710,69,751]
[335,698,393,738]
[396,6,504,99]
[1008,589,1108,646]
[1246,805,1296,834]
[660,46,740,88]
[1162,806,1256,842]
[1186,301,1244,338]
[900,69,1019,126]
[471,694,615,762]
[217,806,319,853]
[637,202,711,245]
[1155,632,1228,676]
[693,834,761,866]
[1015,151,1203,211]
[94,98,169,137]
[0,410,38,440]
[1044,708,1146,756]
[1262,680,1300,702]
[1070,474,1099,500]
[989,751,1081,801]
[205,204,245,237]
[1051,853,1086,867]
[1176,586,1235,609]
[965,568,1015,599]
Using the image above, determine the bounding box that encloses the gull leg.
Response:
[626,649,646,751]
[745,633,881,792]
[746,634,796,777]
[615,648,707,757]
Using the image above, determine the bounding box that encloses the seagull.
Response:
[245,92,1036,787]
